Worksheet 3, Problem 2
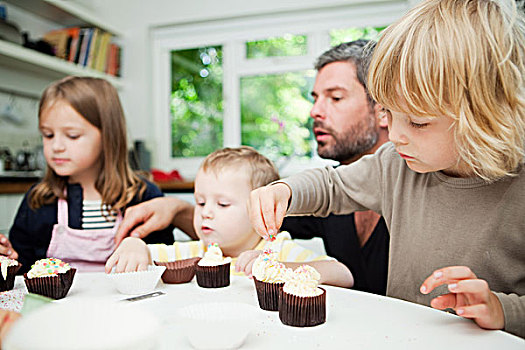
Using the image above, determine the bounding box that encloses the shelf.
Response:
[0,39,123,90]
[3,0,123,36]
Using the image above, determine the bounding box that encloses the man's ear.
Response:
[374,103,388,129]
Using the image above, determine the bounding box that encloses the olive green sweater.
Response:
[282,142,524,338]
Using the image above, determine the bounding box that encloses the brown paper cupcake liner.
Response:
[253,278,284,311]
[0,264,22,292]
[155,257,201,284]
[195,262,230,288]
[24,268,76,300]
[278,287,326,327]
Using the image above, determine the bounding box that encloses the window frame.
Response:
[151,1,408,179]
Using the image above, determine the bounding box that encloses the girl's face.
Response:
[193,167,260,257]
[387,109,469,177]
[39,100,103,185]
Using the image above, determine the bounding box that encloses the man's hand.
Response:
[114,197,196,246]
[105,237,150,273]
[0,234,18,260]
[420,266,504,330]
[248,183,291,241]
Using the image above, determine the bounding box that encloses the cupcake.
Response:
[252,249,292,311]
[278,265,326,327]
[0,256,21,292]
[24,258,76,300]
[195,243,231,288]
[154,257,201,284]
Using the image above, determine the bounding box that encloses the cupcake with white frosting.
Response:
[0,256,21,292]
[278,265,326,327]
[195,243,232,288]
[252,249,292,311]
[24,258,76,299]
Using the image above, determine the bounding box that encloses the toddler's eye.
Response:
[41,133,53,139]
[68,135,80,140]
[218,203,230,208]
[196,201,205,207]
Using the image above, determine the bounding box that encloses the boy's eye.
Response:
[196,201,205,207]
[332,96,342,102]
[218,203,230,208]
[68,135,80,139]
[410,121,428,129]
[41,133,53,139]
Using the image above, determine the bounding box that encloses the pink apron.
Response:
[46,198,122,272]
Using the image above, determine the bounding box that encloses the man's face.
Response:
[310,61,379,163]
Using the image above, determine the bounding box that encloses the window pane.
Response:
[246,34,307,59]
[330,26,387,46]
[170,46,223,157]
[241,71,315,164]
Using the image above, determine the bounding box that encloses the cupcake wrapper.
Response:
[278,287,326,327]
[155,257,201,284]
[24,268,76,300]
[253,278,284,311]
[195,263,230,288]
[108,265,165,295]
[0,264,22,292]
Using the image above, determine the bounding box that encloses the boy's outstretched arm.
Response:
[105,237,151,273]
[248,183,291,240]
[420,266,505,331]
[284,260,354,289]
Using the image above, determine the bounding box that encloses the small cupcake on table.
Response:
[195,243,232,288]
[279,265,326,327]
[24,258,76,300]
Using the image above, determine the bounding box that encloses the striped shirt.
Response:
[81,200,117,230]
[148,231,331,276]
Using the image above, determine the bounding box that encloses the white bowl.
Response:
[3,298,161,350]
[178,302,259,350]
[107,265,166,295]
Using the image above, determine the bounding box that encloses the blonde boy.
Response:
[248,0,525,338]
[106,146,353,288]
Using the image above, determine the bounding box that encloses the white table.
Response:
[12,273,524,349]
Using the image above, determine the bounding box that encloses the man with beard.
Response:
[280,40,389,295]
[113,40,389,294]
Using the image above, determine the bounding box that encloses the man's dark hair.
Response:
[314,39,377,94]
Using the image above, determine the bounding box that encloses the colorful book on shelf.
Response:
[95,32,112,72]
[66,27,81,62]
[42,28,75,59]
[86,28,101,69]
[106,43,121,77]
[78,28,93,67]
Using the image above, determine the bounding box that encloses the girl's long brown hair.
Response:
[30,76,146,213]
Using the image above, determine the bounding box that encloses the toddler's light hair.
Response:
[368,0,525,181]
[200,146,279,189]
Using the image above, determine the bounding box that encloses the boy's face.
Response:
[387,109,468,177]
[193,167,259,256]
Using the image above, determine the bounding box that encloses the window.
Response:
[153,1,407,178]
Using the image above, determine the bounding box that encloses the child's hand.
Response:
[0,234,18,260]
[420,266,504,330]
[105,237,150,273]
[248,183,291,241]
[235,250,263,277]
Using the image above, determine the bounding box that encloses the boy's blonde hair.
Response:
[30,76,146,212]
[368,0,525,181]
[200,146,279,189]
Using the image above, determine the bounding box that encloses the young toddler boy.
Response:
[106,146,353,288]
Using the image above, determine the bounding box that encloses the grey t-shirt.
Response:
[282,142,525,338]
